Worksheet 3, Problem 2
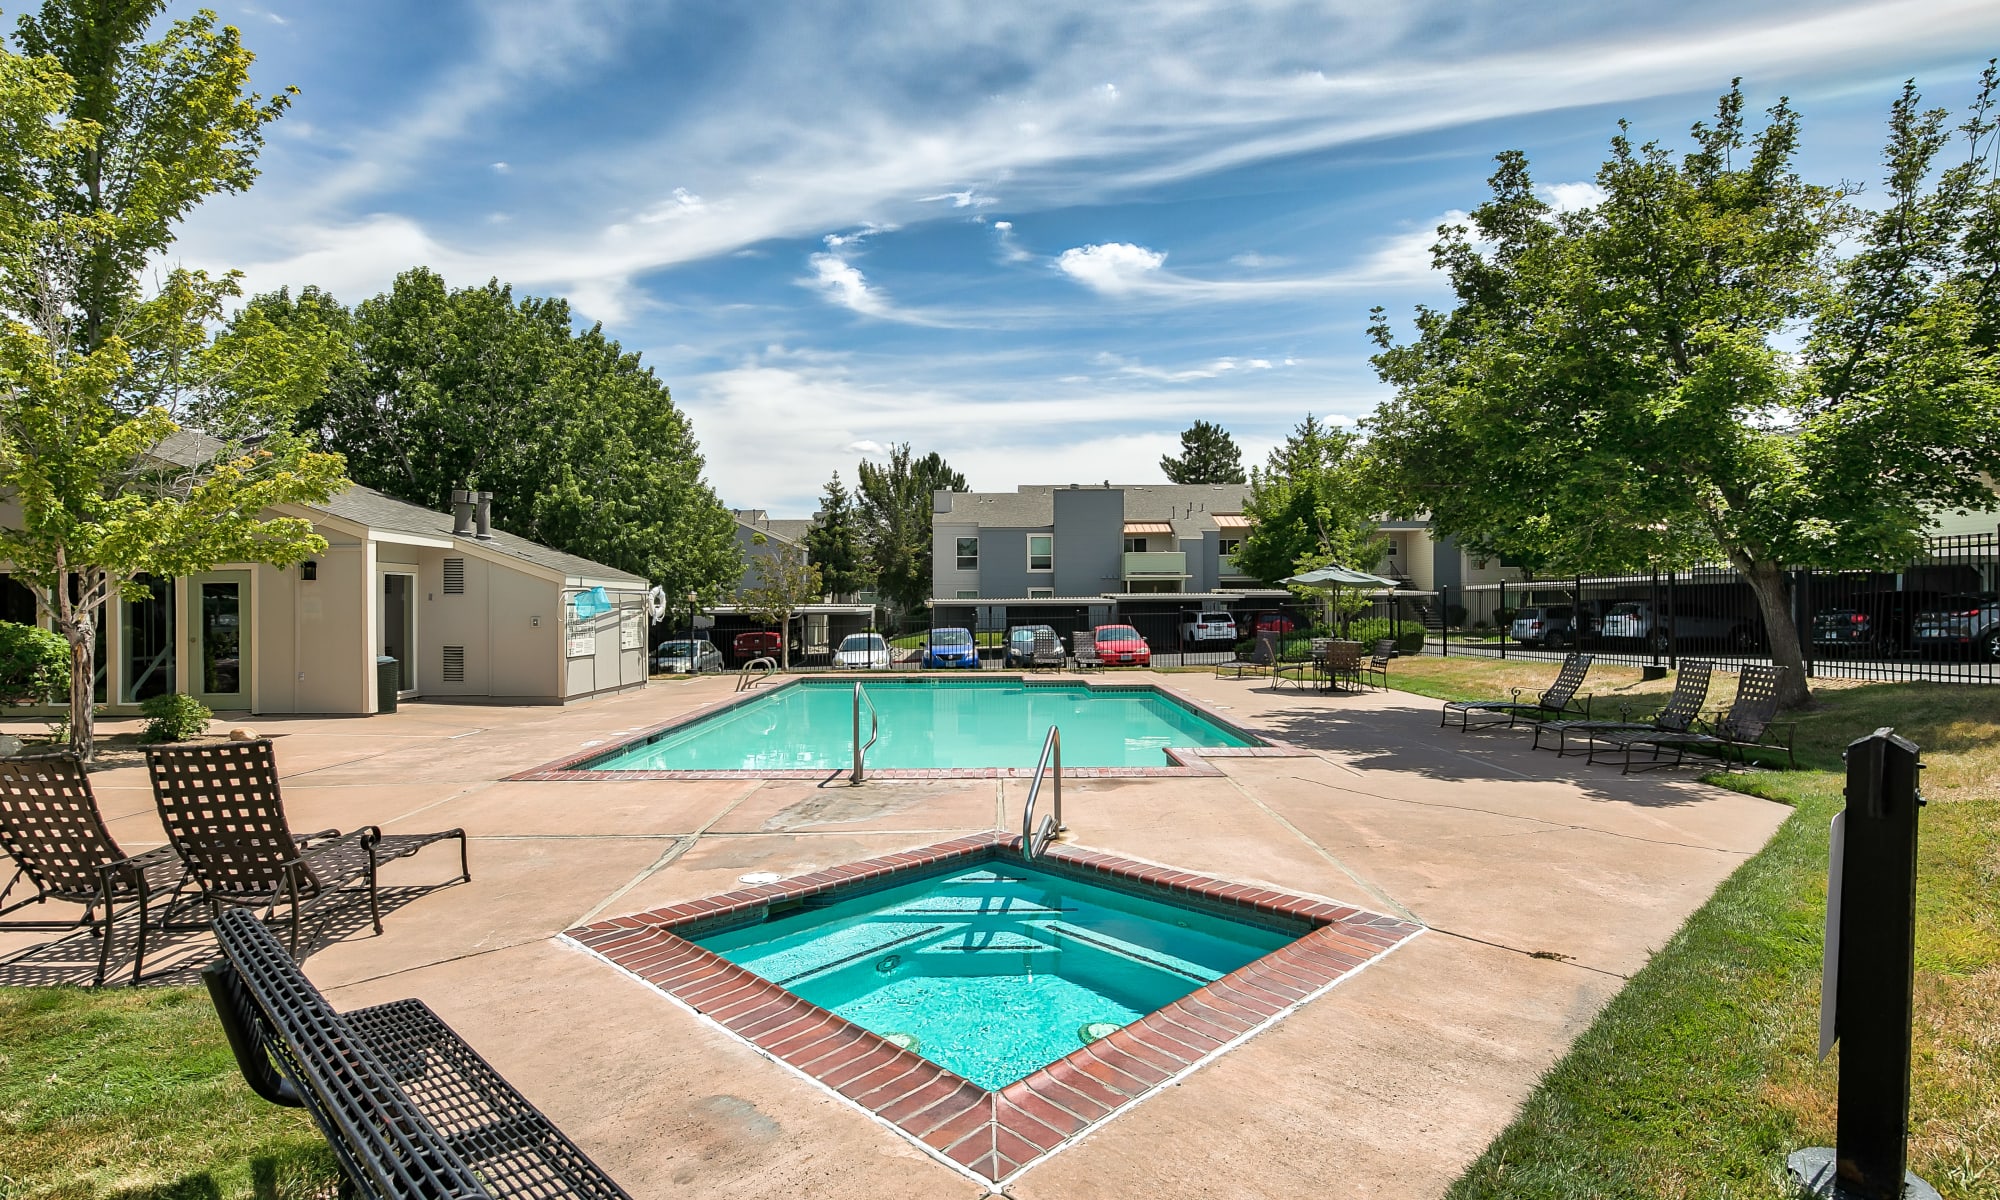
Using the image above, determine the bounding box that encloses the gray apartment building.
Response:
[928,483,1289,629]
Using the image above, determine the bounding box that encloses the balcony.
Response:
[1122,551,1188,578]
[1219,552,1252,579]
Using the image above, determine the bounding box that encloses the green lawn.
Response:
[1383,659,2000,1200]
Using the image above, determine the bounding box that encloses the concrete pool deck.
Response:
[0,672,1791,1198]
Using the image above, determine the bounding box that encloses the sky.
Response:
[168,0,2000,516]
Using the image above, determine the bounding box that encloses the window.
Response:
[956,589,979,600]
[955,537,979,571]
[1123,536,1146,553]
[1218,538,1241,555]
[1027,535,1053,572]
[1027,587,1054,599]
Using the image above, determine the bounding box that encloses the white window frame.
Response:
[1027,535,1054,572]
[955,589,979,600]
[1027,587,1054,599]
[955,537,979,571]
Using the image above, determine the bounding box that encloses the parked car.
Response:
[1091,624,1152,666]
[833,632,892,670]
[1600,600,1759,652]
[1253,613,1297,635]
[1910,594,2000,659]
[1811,590,1950,657]
[922,627,980,669]
[1508,605,1580,650]
[1179,610,1238,645]
[732,630,784,664]
[1005,625,1064,666]
[653,639,724,674]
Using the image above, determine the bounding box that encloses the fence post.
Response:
[1439,586,1449,657]
[1796,568,1816,680]
[1667,570,1679,671]
[1497,579,1507,660]
[1649,569,1662,669]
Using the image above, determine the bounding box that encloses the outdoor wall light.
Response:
[301,560,317,580]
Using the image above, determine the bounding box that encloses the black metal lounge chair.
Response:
[204,906,629,1198]
[1361,639,1396,690]
[1588,664,1797,773]
[1071,630,1103,671]
[1440,653,1595,730]
[1031,629,1065,671]
[1533,660,1715,756]
[0,754,191,985]
[145,739,469,956]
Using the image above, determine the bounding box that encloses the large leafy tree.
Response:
[1367,77,2000,708]
[857,444,965,615]
[250,269,742,601]
[738,537,820,670]
[804,470,871,599]
[0,3,346,757]
[1235,415,1384,590]
[1159,419,1246,483]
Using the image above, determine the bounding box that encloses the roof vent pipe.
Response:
[450,489,475,536]
[473,490,494,540]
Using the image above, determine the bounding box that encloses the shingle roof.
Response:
[310,485,647,587]
[934,483,1255,540]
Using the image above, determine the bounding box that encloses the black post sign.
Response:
[1789,728,1937,1200]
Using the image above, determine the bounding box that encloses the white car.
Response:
[833,632,892,669]
[1179,610,1238,644]
[653,639,723,674]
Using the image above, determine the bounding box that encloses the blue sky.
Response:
[172,0,2000,515]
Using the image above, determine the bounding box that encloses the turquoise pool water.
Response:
[695,862,1295,1089]
[586,678,1258,771]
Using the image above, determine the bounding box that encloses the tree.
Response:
[805,471,871,599]
[856,444,965,616]
[1159,420,1247,483]
[255,269,742,602]
[1234,415,1385,603]
[0,4,346,758]
[738,539,821,670]
[1366,76,2000,708]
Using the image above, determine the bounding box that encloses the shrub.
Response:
[0,621,69,705]
[139,693,212,744]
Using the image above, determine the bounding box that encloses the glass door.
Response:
[381,572,416,694]
[120,576,175,704]
[191,571,250,709]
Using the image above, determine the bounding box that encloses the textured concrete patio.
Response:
[0,671,1789,1197]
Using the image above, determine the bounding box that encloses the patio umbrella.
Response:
[1281,564,1403,637]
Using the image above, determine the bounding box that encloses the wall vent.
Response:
[442,558,465,594]
[442,645,465,682]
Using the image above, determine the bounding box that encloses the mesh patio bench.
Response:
[1588,663,1798,773]
[1440,653,1595,730]
[1532,660,1715,756]
[0,754,192,985]
[204,905,629,1198]
[145,739,468,956]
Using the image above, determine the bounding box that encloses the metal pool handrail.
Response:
[736,657,778,692]
[850,683,880,785]
[1021,726,1063,859]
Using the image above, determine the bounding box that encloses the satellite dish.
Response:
[647,586,668,621]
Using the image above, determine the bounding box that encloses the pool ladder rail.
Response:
[737,657,779,692]
[850,682,881,784]
[1021,726,1065,859]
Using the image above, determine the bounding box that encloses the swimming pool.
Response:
[575,677,1261,772]
[696,860,1295,1089]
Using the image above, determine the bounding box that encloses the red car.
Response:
[1253,613,1296,634]
[732,630,784,663]
[1091,624,1151,666]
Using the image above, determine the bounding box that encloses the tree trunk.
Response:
[60,617,96,761]
[1733,554,1814,710]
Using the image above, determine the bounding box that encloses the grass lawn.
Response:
[1384,657,2000,1200]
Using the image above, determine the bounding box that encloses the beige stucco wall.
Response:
[249,540,369,714]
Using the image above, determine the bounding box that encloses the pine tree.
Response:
[1159,421,1247,483]
[805,472,872,599]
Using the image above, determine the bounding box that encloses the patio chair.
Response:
[1533,660,1715,757]
[1071,630,1103,671]
[1361,639,1395,690]
[1271,636,1329,690]
[1318,640,1367,693]
[145,739,469,957]
[1031,629,1065,671]
[0,754,192,985]
[1588,664,1797,774]
[1440,653,1594,731]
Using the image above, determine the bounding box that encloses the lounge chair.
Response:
[1031,629,1065,671]
[145,739,469,956]
[1318,640,1366,693]
[1440,653,1594,731]
[1071,631,1103,671]
[1533,661,1715,756]
[0,755,192,985]
[1589,664,1797,773]
[1361,639,1395,690]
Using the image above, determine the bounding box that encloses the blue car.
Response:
[922,627,980,669]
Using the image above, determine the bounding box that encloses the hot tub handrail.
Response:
[1021,725,1063,859]
[736,657,778,692]
[850,683,880,785]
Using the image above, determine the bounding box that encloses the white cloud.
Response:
[491,161,511,173]
[917,189,998,208]
[1096,352,1283,382]
[804,252,888,317]
[1230,252,1288,269]
[1541,180,1608,212]
[635,187,706,222]
[1055,242,1167,293]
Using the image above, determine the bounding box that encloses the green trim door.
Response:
[191,571,251,709]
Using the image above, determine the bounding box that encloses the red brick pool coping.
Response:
[510,674,1312,781]
[564,831,1423,1185]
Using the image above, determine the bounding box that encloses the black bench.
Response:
[204,906,628,1198]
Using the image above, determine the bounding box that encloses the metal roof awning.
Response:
[1122,521,1176,535]
[1212,513,1252,530]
